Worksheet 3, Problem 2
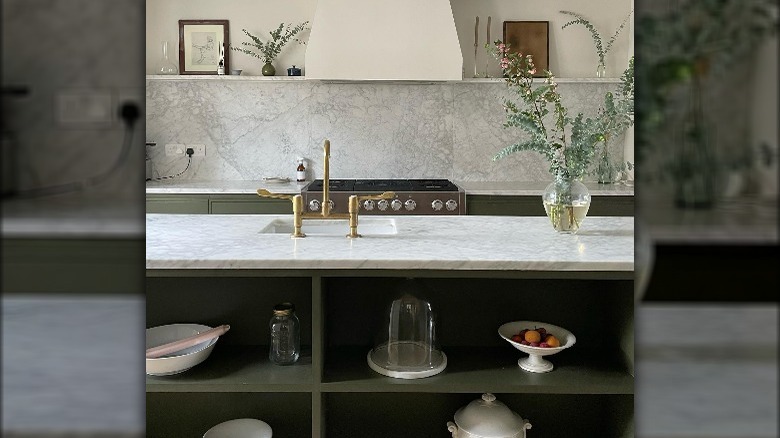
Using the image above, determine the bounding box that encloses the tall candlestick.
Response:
[473,16,479,78]
[484,16,492,77]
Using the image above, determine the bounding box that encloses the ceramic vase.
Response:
[262,62,276,76]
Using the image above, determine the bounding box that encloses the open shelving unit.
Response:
[146,270,634,437]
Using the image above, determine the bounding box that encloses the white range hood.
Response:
[305,0,463,81]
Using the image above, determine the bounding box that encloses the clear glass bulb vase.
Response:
[542,174,591,234]
[157,41,178,75]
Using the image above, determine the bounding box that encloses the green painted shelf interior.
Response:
[146,272,634,438]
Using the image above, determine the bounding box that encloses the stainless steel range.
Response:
[301,179,466,215]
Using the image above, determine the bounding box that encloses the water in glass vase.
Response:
[543,201,590,233]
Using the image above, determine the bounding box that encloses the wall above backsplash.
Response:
[146,0,633,78]
[145,77,626,182]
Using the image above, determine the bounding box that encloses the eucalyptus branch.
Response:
[560,10,632,65]
[230,22,309,64]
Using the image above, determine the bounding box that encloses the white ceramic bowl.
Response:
[146,323,218,376]
[203,418,272,438]
[498,321,576,373]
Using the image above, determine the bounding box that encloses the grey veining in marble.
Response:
[146,179,634,197]
[146,78,627,183]
[3,0,144,199]
[146,214,634,271]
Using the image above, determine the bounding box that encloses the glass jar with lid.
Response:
[269,302,300,365]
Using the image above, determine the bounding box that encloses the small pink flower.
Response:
[498,43,506,51]
[501,62,509,69]
[529,68,537,75]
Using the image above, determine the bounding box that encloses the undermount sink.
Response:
[260,218,398,236]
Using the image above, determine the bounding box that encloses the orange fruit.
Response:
[545,335,560,347]
[524,330,541,343]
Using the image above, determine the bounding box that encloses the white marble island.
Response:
[146,214,634,272]
[145,213,634,437]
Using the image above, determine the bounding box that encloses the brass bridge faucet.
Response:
[257,139,395,238]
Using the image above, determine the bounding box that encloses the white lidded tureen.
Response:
[447,393,532,438]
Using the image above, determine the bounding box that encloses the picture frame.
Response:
[502,21,549,77]
[178,19,229,75]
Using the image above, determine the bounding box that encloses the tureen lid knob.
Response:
[481,393,496,402]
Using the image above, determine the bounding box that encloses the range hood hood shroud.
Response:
[305,0,463,81]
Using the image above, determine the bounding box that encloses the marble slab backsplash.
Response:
[146,78,626,182]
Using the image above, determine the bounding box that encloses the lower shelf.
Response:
[146,345,313,392]
[147,392,312,438]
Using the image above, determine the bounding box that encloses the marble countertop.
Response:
[640,196,778,245]
[146,214,634,272]
[1,195,144,238]
[145,180,635,196]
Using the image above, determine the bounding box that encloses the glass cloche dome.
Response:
[367,279,446,379]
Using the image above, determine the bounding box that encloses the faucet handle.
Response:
[256,188,294,200]
[356,191,396,202]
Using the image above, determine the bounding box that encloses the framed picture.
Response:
[178,19,229,75]
[502,21,549,77]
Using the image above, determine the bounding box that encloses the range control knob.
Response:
[377,199,390,211]
[445,199,458,211]
[431,199,443,211]
[404,199,417,211]
[391,199,402,211]
[309,199,321,212]
[363,199,375,211]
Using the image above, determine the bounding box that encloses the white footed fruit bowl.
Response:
[498,321,576,373]
[146,323,218,376]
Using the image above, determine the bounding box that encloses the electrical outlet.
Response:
[57,89,113,126]
[187,144,206,157]
[165,144,186,156]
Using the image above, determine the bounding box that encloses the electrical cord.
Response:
[147,149,193,181]
[6,102,140,199]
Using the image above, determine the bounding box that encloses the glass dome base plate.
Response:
[367,343,447,379]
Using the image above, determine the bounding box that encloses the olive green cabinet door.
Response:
[210,198,292,214]
[146,196,209,214]
[467,195,633,216]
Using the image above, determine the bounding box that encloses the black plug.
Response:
[185,147,195,157]
[119,102,140,127]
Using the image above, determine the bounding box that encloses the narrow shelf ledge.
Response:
[146,75,621,84]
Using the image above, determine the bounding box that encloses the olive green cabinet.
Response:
[3,238,144,294]
[146,270,634,437]
[146,194,291,214]
[467,195,634,216]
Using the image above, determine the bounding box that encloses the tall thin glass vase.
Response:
[672,70,718,209]
[157,41,178,75]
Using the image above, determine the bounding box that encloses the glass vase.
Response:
[596,61,606,78]
[672,74,718,209]
[157,41,178,75]
[595,140,618,184]
[542,174,591,234]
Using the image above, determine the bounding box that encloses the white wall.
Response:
[146,0,633,78]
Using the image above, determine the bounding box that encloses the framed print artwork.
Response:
[502,21,549,77]
[178,20,229,74]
